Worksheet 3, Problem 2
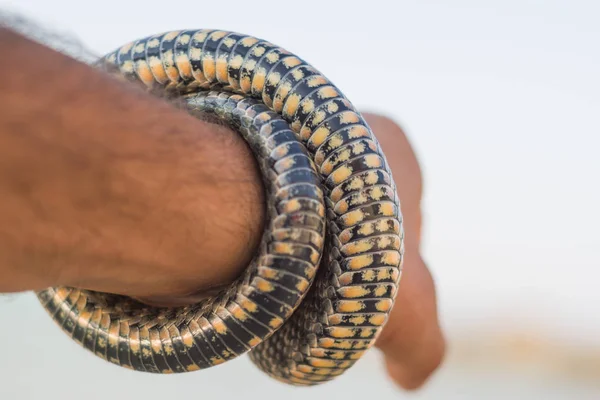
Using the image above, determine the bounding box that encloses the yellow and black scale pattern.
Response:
[37,29,404,386]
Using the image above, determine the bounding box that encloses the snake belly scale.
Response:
[36,29,404,386]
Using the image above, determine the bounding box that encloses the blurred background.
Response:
[0,0,598,398]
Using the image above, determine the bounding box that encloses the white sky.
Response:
[2,0,599,343]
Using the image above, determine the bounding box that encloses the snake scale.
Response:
[36,29,404,386]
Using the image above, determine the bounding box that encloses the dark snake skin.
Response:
[37,29,404,386]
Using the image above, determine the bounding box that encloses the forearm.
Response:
[0,29,265,298]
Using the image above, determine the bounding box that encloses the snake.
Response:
[36,29,404,386]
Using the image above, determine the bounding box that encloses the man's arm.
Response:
[0,29,444,389]
[0,28,265,301]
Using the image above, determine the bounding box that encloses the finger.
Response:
[377,253,445,390]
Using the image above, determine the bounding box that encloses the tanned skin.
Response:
[0,29,444,390]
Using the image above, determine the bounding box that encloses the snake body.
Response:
[37,29,404,386]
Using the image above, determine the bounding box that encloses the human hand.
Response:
[363,113,445,390]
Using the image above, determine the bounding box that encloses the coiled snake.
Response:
[37,29,404,386]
